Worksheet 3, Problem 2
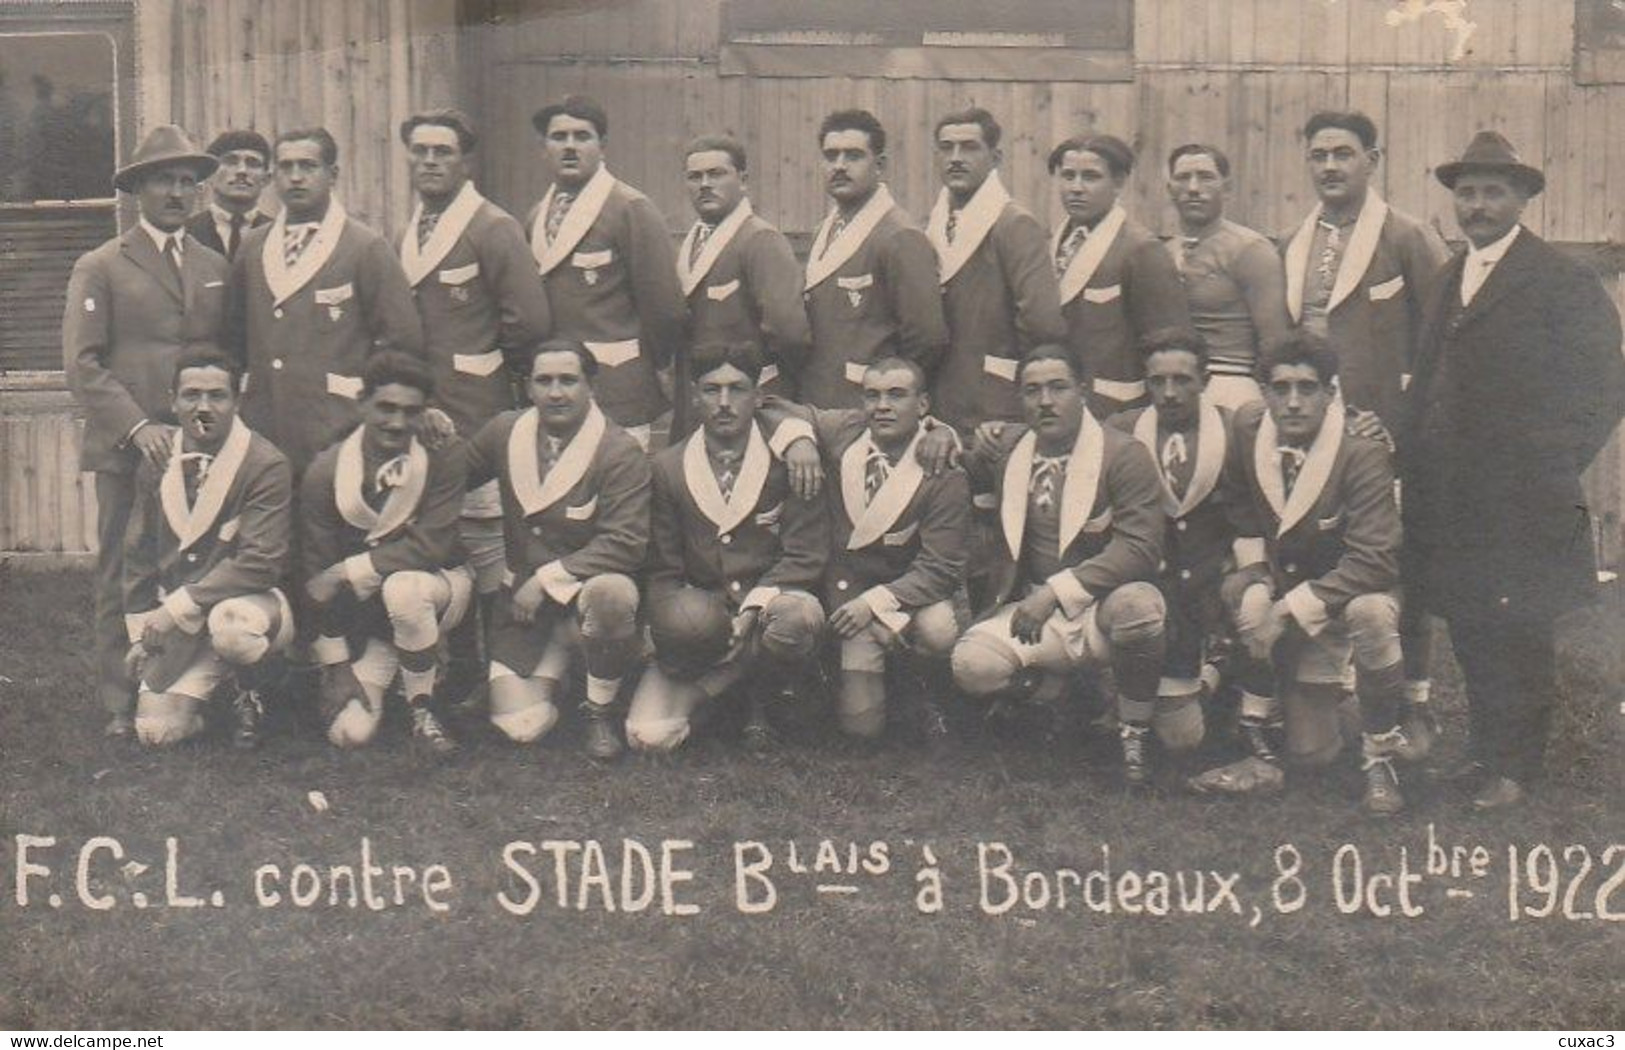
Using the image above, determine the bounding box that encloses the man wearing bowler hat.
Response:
[1403,131,1625,809]
[64,124,229,737]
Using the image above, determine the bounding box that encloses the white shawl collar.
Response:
[333,428,430,543]
[677,198,754,297]
[841,427,926,550]
[1285,191,1389,322]
[926,172,1010,285]
[401,180,485,287]
[1132,398,1226,519]
[264,199,348,306]
[805,184,898,290]
[683,421,770,536]
[508,403,607,518]
[999,409,1105,560]
[1255,397,1346,536]
[160,418,252,552]
[530,164,617,276]
[1054,204,1127,305]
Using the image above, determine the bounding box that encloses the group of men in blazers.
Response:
[64,94,1624,815]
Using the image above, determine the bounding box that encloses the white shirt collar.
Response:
[210,202,259,227]
[138,216,183,254]
[1465,223,1520,268]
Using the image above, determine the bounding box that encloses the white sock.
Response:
[585,674,620,707]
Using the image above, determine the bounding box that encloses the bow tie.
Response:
[374,454,410,492]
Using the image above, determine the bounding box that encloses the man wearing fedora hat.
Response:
[1403,131,1625,809]
[64,123,230,737]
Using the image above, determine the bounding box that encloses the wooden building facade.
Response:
[2,0,1623,570]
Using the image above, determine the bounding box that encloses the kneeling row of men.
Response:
[125,327,1420,814]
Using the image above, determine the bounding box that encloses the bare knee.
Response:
[1100,582,1166,644]
[952,628,1019,697]
[578,574,639,635]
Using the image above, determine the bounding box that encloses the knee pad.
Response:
[951,630,1020,697]
[578,574,639,633]
[135,692,204,746]
[208,596,283,666]
[489,681,560,744]
[382,571,443,651]
[1101,583,1166,645]
[1153,692,1206,752]
[625,714,691,753]
[327,691,384,749]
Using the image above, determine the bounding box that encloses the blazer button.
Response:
[271,358,284,370]
[836,580,849,591]
[186,553,198,563]
[273,307,284,319]
[532,526,542,536]
[1178,568,1191,580]
[730,580,742,591]
[720,534,732,545]
[1284,563,1297,574]
[1175,520,1188,532]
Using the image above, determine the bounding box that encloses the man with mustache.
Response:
[301,352,473,754]
[801,109,948,411]
[185,129,272,261]
[227,127,424,474]
[677,135,809,403]
[526,95,686,447]
[1165,144,1291,410]
[463,340,650,760]
[952,345,1168,785]
[1280,110,1451,758]
[64,125,229,737]
[628,341,827,752]
[927,108,1064,432]
[1403,132,1625,810]
[1219,333,1408,814]
[121,350,293,748]
[394,108,552,697]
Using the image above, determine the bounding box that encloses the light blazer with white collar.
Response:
[962,410,1164,619]
[122,421,292,636]
[228,205,425,473]
[646,417,829,615]
[800,186,950,411]
[525,168,687,428]
[299,428,468,616]
[463,403,651,601]
[1279,193,1448,430]
[1106,399,1239,602]
[1223,399,1400,636]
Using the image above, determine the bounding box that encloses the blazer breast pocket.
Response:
[1367,275,1405,302]
[753,502,784,528]
[438,262,480,285]
[217,516,240,543]
[1315,512,1344,532]
[326,373,363,400]
[572,249,613,278]
[314,282,354,306]
[565,495,598,521]
[1082,284,1122,305]
[882,521,919,546]
[1082,508,1114,534]
[706,278,741,302]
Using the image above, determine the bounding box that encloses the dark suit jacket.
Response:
[185,209,271,261]
[64,228,229,473]
[1401,227,1625,619]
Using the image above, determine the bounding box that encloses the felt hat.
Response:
[1435,130,1544,197]
[113,125,218,193]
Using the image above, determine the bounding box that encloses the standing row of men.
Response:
[67,98,1624,816]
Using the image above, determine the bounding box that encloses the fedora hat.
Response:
[113,125,218,193]
[1435,130,1544,197]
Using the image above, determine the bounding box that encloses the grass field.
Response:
[2,568,1622,1030]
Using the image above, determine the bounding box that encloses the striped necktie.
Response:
[1030,454,1068,511]
[863,448,891,504]
[284,224,317,268]
[545,191,574,245]
[417,209,442,249]
[1054,224,1087,277]
[690,223,714,267]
